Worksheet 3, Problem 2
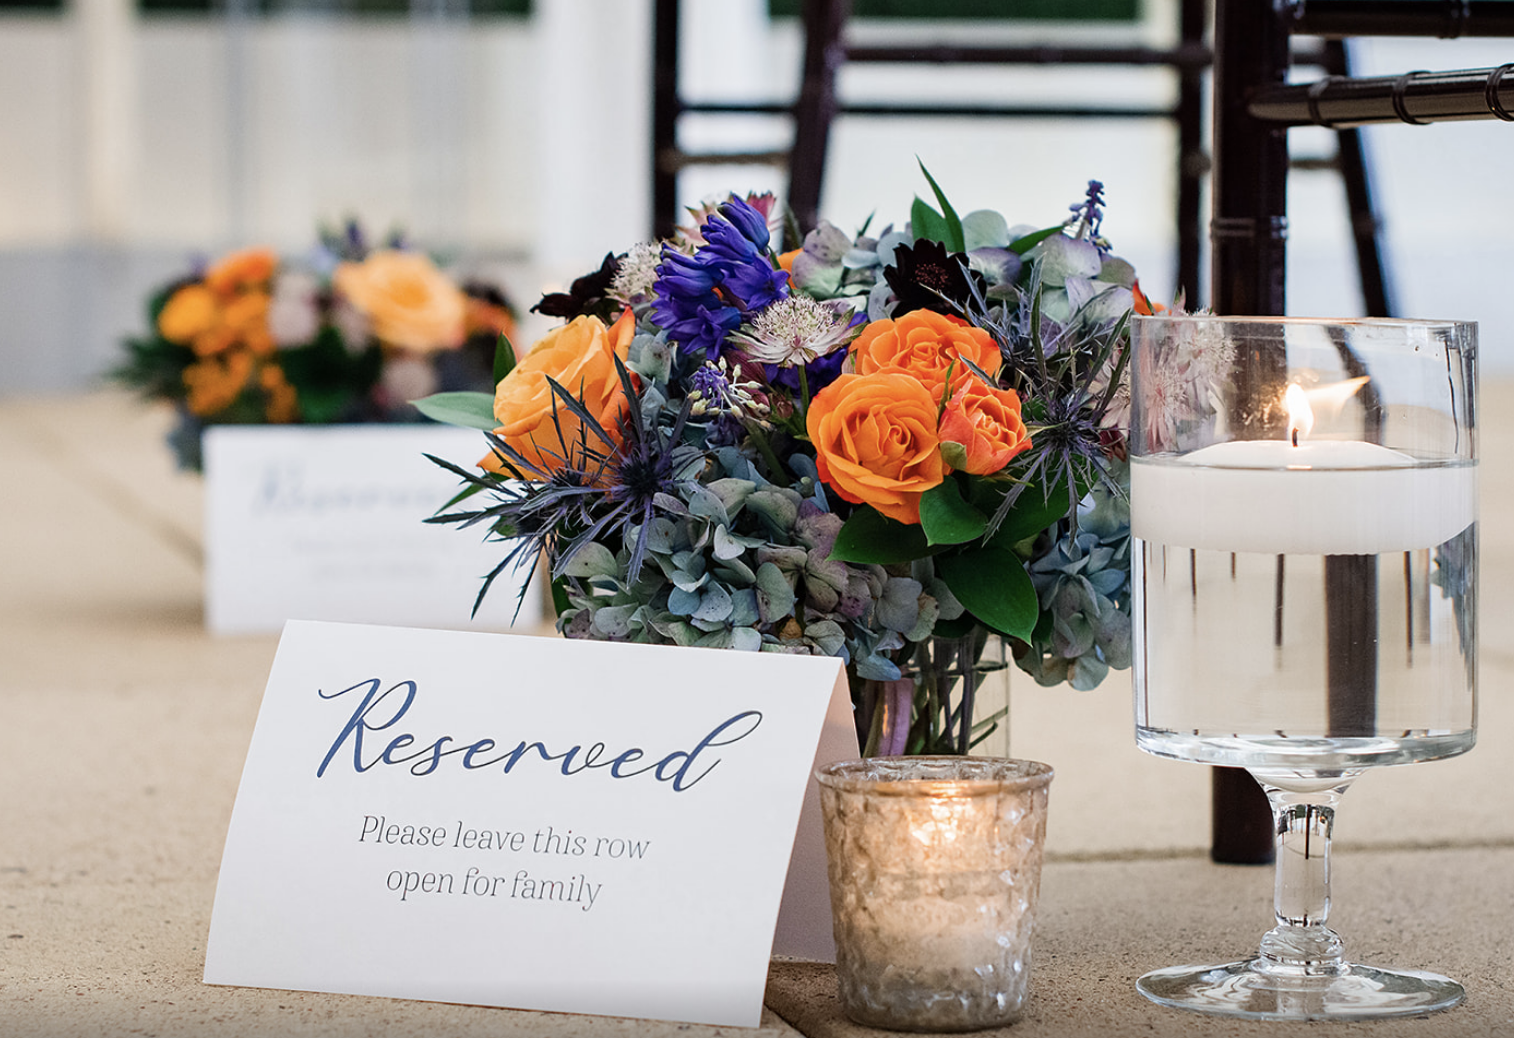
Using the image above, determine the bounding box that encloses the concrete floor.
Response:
[4,388,1514,1037]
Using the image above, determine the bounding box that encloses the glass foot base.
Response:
[1136,959,1465,1021]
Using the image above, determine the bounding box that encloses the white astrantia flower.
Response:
[609,241,662,306]
[727,295,862,367]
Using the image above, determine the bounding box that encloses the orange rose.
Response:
[938,379,1032,475]
[158,284,219,346]
[806,371,946,525]
[486,309,637,475]
[850,309,1001,399]
[203,247,276,296]
[333,250,466,353]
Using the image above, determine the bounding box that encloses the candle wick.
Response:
[1291,429,1299,448]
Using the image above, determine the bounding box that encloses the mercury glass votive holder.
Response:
[816,756,1054,1032]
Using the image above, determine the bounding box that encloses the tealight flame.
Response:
[1285,383,1313,448]
[1284,376,1370,447]
[1306,375,1371,415]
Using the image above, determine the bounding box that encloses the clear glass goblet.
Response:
[1128,315,1478,1020]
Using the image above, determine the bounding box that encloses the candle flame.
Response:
[1284,375,1371,446]
[1307,375,1371,415]
[1285,383,1313,447]
[909,796,970,846]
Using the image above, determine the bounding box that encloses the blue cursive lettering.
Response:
[314,679,762,791]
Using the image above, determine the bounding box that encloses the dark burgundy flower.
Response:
[884,238,985,318]
[532,253,623,322]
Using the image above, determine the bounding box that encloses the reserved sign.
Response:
[202,425,541,635]
[204,621,857,1027]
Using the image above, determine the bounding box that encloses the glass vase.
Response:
[851,630,1009,758]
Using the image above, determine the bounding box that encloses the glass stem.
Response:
[1253,777,1357,976]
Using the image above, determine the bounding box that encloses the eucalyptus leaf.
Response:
[411,391,498,431]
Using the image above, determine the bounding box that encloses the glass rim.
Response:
[1132,313,1476,331]
[815,755,1054,796]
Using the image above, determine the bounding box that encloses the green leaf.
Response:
[910,197,951,248]
[978,477,1079,549]
[550,577,572,619]
[938,546,1039,641]
[493,333,517,385]
[919,477,988,546]
[930,612,980,639]
[830,505,932,565]
[917,160,965,253]
[1008,224,1065,255]
[412,391,498,431]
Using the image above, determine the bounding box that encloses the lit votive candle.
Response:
[816,757,1054,1033]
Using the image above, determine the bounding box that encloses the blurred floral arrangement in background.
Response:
[419,170,1138,755]
[115,222,516,470]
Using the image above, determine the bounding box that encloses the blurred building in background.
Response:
[1,0,1511,394]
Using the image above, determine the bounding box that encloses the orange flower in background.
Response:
[221,290,275,356]
[938,379,1032,475]
[158,247,278,358]
[850,309,1001,399]
[203,247,276,296]
[260,364,299,423]
[464,295,518,346]
[157,284,219,346]
[806,371,946,525]
[333,250,466,353]
[1132,279,1167,316]
[485,309,637,475]
[182,350,254,417]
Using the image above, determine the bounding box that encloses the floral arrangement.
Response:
[115,223,516,470]
[419,171,1137,755]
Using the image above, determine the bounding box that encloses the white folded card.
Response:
[204,620,858,1028]
[202,425,541,635]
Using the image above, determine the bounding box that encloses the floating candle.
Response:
[1131,441,1475,555]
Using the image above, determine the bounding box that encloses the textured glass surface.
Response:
[817,757,1053,1032]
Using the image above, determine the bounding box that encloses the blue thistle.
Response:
[423,356,700,615]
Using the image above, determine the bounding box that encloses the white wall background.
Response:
[0,0,1511,394]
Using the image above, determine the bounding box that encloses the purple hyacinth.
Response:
[651,196,789,361]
